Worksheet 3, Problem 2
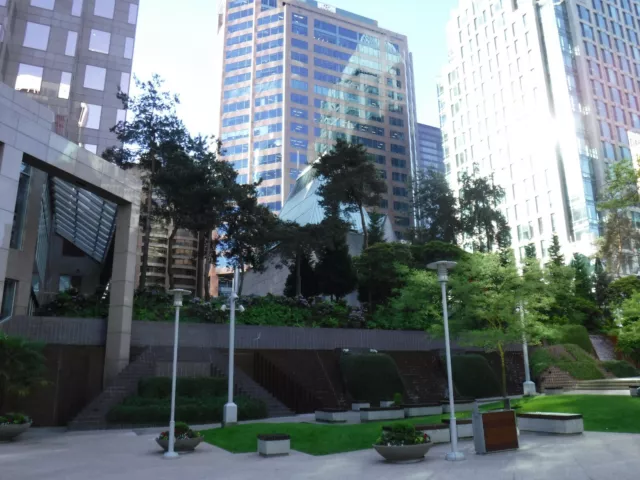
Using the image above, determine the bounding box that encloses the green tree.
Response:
[408,169,462,244]
[367,211,386,246]
[276,221,320,298]
[459,166,511,252]
[524,243,537,259]
[607,276,640,310]
[547,234,565,266]
[283,251,319,298]
[315,235,358,300]
[103,75,188,289]
[354,242,412,310]
[0,334,47,412]
[314,139,387,249]
[593,257,611,323]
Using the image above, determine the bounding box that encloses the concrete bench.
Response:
[257,434,291,457]
[443,418,474,439]
[517,412,584,434]
[403,403,443,418]
[315,409,348,423]
[351,402,370,411]
[441,399,475,413]
[630,386,639,397]
[360,407,404,422]
[414,419,473,443]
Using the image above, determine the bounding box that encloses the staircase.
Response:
[68,348,156,430]
[572,378,640,391]
[589,335,617,361]
[538,366,577,390]
[209,350,293,418]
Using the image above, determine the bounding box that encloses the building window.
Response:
[65,31,78,56]
[82,144,98,154]
[89,29,111,54]
[79,103,102,129]
[94,0,115,19]
[120,72,131,94]
[10,164,31,250]
[30,0,54,9]
[71,0,83,16]
[128,3,138,24]
[23,22,50,51]
[1,280,17,320]
[58,72,72,99]
[15,64,43,94]
[124,37,135,59]
[84,65,106,91]
[116,109,126,124]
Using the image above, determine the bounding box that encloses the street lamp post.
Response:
[164,288,190,460]
[519,302,537,395]
[427,260,464,462]
[222,268,243,426]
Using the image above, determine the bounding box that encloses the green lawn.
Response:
[513,394,640,434]
[201,395,640,456]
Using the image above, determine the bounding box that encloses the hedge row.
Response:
[451,354,501,399]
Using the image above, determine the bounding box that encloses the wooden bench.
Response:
[360,406,404,422]
[517,412,584,434]
[315,409,348,423]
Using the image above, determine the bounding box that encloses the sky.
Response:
[131,0,458,137]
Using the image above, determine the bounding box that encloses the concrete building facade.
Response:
[416,122,444,173]
[439,0,640,265]
[214,0,418,238]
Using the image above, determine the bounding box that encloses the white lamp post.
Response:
[427,260,464,462]
[222,268,243,426]
[519,302,537,395]
[164,288,190,460]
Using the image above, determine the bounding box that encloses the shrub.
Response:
[450,354,501,399]
[0,413,31,425]
[393,392,404,406]
[617,322,640,363]
[554,325,593,354]
[531,344,604,381]
[138,377,228,399]
[340,353,405,403]
[0,334,47,411]
[376,422,429,446]
[602,360,639,378]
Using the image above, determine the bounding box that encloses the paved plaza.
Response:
[2,428,640,480]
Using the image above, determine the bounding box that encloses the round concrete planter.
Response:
[373,442,433,462]
[156,436,203,452]
[0,422,32,441]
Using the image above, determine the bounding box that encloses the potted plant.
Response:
[156,422,203,452]
[0,413,32,441]
[373,422,433,462]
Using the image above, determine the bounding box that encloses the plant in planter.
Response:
[373,423,433,462]
[0,413,33,441]
[156,422,203,452]
[393,392,404,407]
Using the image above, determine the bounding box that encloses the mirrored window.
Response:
[124,37,134,59]
[94,0,115,18]
[84,65,106,90]
[89,29,110,54]
[15,64,43,94]
[65,31,78,56]
[23,22,50,51]
[128,4,138,24]
[58,72,72,99]
[30,0,55,9]
[120,72,130,93]
[79,103,102,129]
[71,0,83,16]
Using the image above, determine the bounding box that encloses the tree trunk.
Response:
[195,230,206,298]
[139,176,153,289]
[498,343,508,406]
[167,225,178,290]
[296,251,302,297]
[238,264,246,297]
[359,204,369,250]
[204,232,213,301]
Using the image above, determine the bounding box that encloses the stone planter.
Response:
[156,436,203,452]
[414,423,451,444]
[630,386,639,397]
[315,409,348,423]
[373,442,433,462]
[441,399,475,413]
[257,434,290,457]
[517,412,584,434]
[543,387,564,395]
[352,402,370,411]
[442,418,474,439]
[380,400,395,408]
[360,407,404,422]
[0,422,31,441]
[404,403,443,418]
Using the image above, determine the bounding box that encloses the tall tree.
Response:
[367,211,386,246]
[103,75,188,289]
[547,234,565,266]
[409,169,462,244]
[314,139,387,249]
[571,253,594,302]
[275,221,320,298]
[524,243,537,259]
[593,258,611,325]
[283,251,319,298]
[315,235,358,300]
[458,166,511,252]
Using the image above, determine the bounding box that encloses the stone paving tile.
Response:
[1,430,640,479]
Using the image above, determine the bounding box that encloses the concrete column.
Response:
[0,143,23,313]
[104,201,139,385]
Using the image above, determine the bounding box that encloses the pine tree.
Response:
[315,237,358,300]
[547,234,565,267]
[283,252,318,298]
[593,257,611,316]
[368,211,386,246]
[571,253,594,301]
[524,243,537,259]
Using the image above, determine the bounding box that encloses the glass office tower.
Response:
[214,0,418,236]
[416,123,445,173]
[440,0,640,265]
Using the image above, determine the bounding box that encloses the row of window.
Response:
[254,168,281,181]
[257,25,284,39]
[254,122,283,136]
[229,20,253,33]
[258,11,284,26]
[224,72,251,86]
[314,113,385,137]
[255,92,283,106]
[257,51,283,65]
[314,98,384,123]
[221,129,249,141]
[222,114,249,127]
[225,58,252,72]
[254,107,282,121]
[228,7,253,22]
[223,99,250,114]
[27,0,136,23]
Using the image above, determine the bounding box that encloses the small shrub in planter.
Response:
[156,422,203,452]
[393,392,404,407]
[374,423,433,462]
[0,413,32,441]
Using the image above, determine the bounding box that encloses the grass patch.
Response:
[514,395,640,434]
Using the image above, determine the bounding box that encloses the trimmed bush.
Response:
[602,360,639,378]
[340,353,405,403]
[138,377,228,399]
[450,354,501,399]
[531,344,604,381]
[554,325,593,354]
[107,395,267,424]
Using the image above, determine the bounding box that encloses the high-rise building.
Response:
[0,0,139,311]
[439,0,640,265]
[214,0,418,237]
[416,123,444,173]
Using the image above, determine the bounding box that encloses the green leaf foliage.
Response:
[601,360,638,378]
[0,334,47,411]
[451,354,501,399]
[340,353,405,403]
